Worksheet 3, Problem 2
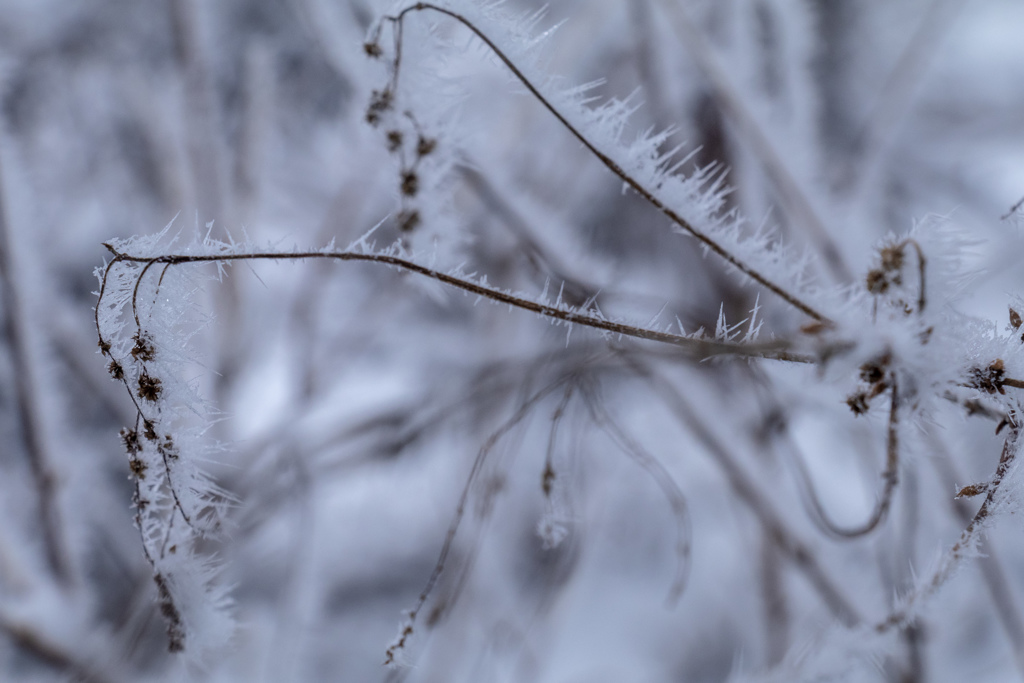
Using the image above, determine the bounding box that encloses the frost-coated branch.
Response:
[875,422,1022,634]
[97,244,803,362]
[368,2,830,322]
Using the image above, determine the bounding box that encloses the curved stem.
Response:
[786,378,900,539]
[99,244,804,362]
[376,3,828,322]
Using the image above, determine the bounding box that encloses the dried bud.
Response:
[386,130,403,152]
[955,483,987,499]
[128,457,147,479]
[108,360,124,381]
[859,358,887,385]
[137,372,162,402]
[366,89,393,126]
[363,41,383,58]
[846,392,869,415]
[1011,307,1022,330]
[416,136,437,157]
[98,340,112,355]
[866,269,889,295]
[541,463,555,497]
[397,209,420,233]
[400,171,419,196]
[131,332,156,362]
[879,245,905,273]
[120,427,141,455]
[968,359,1006,395]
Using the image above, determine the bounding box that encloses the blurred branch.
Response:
[635,361,863,626]
[652,0,853,284]
[0,148,72,584]
[842,0,966,199]
[0,614,120,683]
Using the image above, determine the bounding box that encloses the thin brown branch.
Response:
[98,245,804,362]
[784,378,901,539]
[383,374,568,666]
[372,3,829,322]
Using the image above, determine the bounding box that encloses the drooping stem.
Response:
[98,245,808,362]
[372,3,829,322]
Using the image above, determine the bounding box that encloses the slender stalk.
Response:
[98,244,805,362]
[875,425,1021,634]
[373,3,829,322]
[633,361,862,626]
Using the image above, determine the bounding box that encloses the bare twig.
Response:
[383,373,570,666]
[782,378,901,539]
[929,440,1024,678]
[1002,195,1024,221]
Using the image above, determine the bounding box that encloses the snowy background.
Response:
[2,0,1024,681]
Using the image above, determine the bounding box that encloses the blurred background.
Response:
[2,0,1024,681]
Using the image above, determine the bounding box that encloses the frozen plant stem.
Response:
[96,245,804,362]
[875,424,1021,634]
[370,3,829,322]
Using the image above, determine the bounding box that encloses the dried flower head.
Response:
[137,372,163,402]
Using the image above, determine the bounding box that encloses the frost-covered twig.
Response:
[367,2,830,322]
[875,422,1021,634]
[97,243,803,361]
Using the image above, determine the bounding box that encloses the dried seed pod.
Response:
[108,360,124,381]
[386,130,403,152]
[955,483,987,499]
[866,269,889,294]
[400,171,419,196]
[846,392,870,415]
[366,89,394,126]
[416,136,437,157]
[397,209,420,233]
[120,427,141,455]
[879,245,905,273]
[131,332,156,362]
[128,457,147,479]
[968,359,1006,395]
[137,372,162,402]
